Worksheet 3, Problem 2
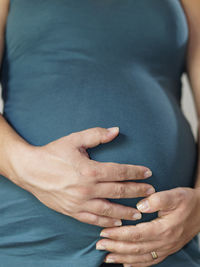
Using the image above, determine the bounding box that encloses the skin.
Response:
[0,0,155,228]
[1,1,200,266]
[95,1,200,266]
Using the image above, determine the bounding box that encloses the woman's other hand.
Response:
[11,126,154,228]
[97,187,200,266]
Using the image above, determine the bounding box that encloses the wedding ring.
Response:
[151,251,158,260]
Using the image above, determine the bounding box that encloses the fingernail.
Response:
[136,200,150,212]
[146,187,155,195]
[144,170,152,178]
[105,257,115,263]
[96,243,106,250]
[114,220,122,226]
[132,212,142,220]
[125,265,133,267]
[100,231,110,237]
[107,127,119,135]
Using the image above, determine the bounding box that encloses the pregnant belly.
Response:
[0,68,198,266]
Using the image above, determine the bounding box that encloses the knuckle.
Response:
[93,127,102,136]
[155,220,165,235]
[115,184,126,198]
[158,221,167,234]
[69,194,83,205]
[74,212,88,223]
[77,186,93,198]
[170,227,178,238]
[165,229,172,239]
[132,246,141,254]
[170,225,182,240]
[78,212,100,225]
[176,187,188,201]
[126,208,136,218]
[97,163,107,178]
[133,231,143,241]
[94,127,102,131]
[117,242,124,251]
[90,215,99,225]
[129,226,142,241]
[135,166,144,179]
[80,165,98,178]
[162,226,173,239]
[118,165,127,178]
[63,196,80,211]
[151,194,161,206]
[62,206,76,215]
[120,227,129,237]
[101,204,113,217]
[136,184,148,195]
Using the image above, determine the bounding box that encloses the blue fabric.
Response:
[0,0,200,266]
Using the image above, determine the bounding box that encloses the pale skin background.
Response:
[0,1,200,266]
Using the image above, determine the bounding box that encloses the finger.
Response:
[73,211,122,228]
[103,252,166,265]
[80,160,152,182]
[96,239,163,255]
[124,259,166,267]
[123,258,166,267]
[83,198,142,221]
[94,182,155,199]
[136,188,184,213]
[100,221,163,242]
[69,126,119,148]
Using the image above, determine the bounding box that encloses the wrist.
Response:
[3,140,37,188]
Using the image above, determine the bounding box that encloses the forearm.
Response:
[0,114,32,184]
[0,0,31,184]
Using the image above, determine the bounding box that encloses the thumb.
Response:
[70,126,119,148]
[136,189,180,213]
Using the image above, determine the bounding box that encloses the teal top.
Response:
[0,0,200,266]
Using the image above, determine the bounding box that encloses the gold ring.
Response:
[151,251,158,260]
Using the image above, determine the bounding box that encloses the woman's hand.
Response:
[12,126,154,228]
[96,187,200,266]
